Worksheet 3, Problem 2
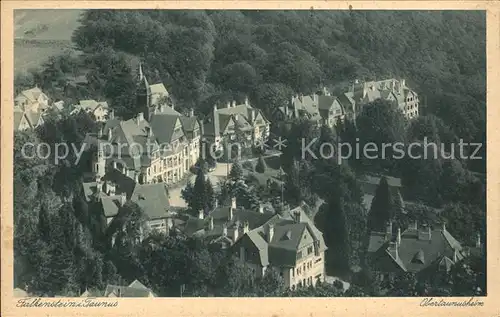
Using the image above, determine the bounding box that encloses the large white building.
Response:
[338,78,420,120]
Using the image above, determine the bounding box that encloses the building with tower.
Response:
[84,64,202,187]
[136,63,173,121]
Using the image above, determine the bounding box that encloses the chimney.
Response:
[117,287,122,298]
[244,97,249,106]
[388,241,398,259]
[267,224,274,242]
[222,223,228,237]
[137,112,144,123]
[95,177,102,194]
[386,221,393,236]
[418,224,432,241]
[134,173,139,183]
[232,100,237,107]
[250,110,255,123]
[476,232,481,248]
[397,228,401,245]
[107,128,113,141]
[146,127,152,138]
[120,192,126,206]
[313,94,318,102]
[113,161,117,169]
[198,209,204,220]
[243,221,249,235]
[189,109,194,117]
[109,109,114,119]
[227,101,231,109]
[232,222,239,243]
[410,220,418,231]
[294,210,302,223]
[401,79,406,88]
[208,217,214,231]
[231,197,237,210]
[258,204,264,214]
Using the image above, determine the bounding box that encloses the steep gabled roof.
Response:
[368,226,466,274]
[130,183,170,220]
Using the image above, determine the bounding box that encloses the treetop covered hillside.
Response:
[18,10,485,146]
[70,10,484,119]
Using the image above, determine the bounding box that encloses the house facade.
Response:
[13,87,52,131]
[276,90,346,128]
[232,205,327,289]
[366,221,481,280]
[82,170,173,238]
[71,99,110,122]
[79,63,202,185]
[14,87,50,113]
[203,99,270,152]
[85,104,201,186]
[180,198,327,289]
[343,78,420,120]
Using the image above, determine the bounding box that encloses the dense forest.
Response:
[14,10,486,296]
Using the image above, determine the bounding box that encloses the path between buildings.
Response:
[168,151,282,207]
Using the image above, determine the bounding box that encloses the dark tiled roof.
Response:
[368,226,466,273]
[236,205,328,268]
[149,114,182,144]
[130,183,170,220]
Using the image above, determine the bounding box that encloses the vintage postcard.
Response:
[1,1,499,316]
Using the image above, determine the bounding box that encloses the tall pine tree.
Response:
[367,177,395,232]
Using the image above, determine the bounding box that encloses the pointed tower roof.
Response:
[137,62,150,92]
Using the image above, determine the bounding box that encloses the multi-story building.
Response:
[13,87,53,131]
[14,87,50,113]
[82,170,173,235]
[85,105,201,185]
[233,204,327,289]
[182,198,327,289]
[341,78,420,119]
[366,221,483,280]
[203,99,271,152]
[276,90,346,128]
[84,64,201,186]
[71,99,110,122]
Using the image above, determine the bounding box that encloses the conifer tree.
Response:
[367,177,395,232]
[255,155,267,173]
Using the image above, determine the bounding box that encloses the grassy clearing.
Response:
[14,9,85,74]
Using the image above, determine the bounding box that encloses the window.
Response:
[307,246,313,255]
[296,251,303,260]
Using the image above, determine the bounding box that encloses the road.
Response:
[168,163,232,207]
